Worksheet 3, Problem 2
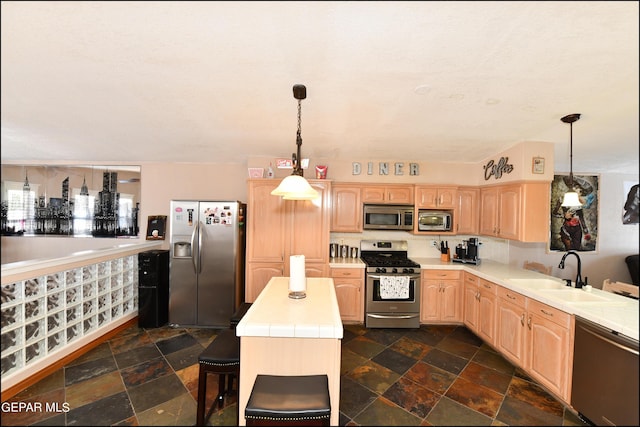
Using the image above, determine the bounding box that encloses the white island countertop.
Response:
[236,277,343,339]
[413,258,639,341]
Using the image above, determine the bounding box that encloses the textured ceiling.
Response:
[1,1,638,174]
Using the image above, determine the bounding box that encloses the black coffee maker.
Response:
[453,237,481,265]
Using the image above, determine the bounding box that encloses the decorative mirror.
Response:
[1,164,141,238]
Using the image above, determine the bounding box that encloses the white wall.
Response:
[509,173,639,287]
[3,150,637,290]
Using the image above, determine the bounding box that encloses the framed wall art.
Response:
[549,174,599,253]
[532,157,545,174]
[146,215,167,240]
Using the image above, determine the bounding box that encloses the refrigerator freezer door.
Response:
[169,200,199,326]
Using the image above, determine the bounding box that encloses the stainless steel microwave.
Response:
[363,204,414,231]
[417,210,452,231]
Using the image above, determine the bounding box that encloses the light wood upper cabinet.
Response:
[331,268,365,323]
[456,187,479,234]
[479,182,550,242]
[421,270,462,323]
[330,184,362,232]
[361,184,414,204]
[415,186,458,209]
[245,179,330,302]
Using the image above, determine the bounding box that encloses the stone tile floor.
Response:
[1,323,589,426]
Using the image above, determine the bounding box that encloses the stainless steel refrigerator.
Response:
[169,200,246,328]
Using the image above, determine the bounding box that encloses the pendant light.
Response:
[271,84,319,200]
[560,113,582,207]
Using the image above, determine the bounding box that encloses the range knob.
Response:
[403,268,414,274]
[392,268,398,273]
[376,267,386,273]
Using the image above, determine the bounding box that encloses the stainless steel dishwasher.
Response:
[571,317,639,426]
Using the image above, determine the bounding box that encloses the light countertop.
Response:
[236,277,343,339]
[328,256,638,341]
[412,257,639,341]
[329,257,365,268]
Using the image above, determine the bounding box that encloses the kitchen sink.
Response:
[506,278,567,290]
[537,289,616,303]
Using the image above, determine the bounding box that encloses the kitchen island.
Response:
[235,276,343,426]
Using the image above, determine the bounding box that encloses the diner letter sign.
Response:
[484,157,514,180]
[352,162,420,176]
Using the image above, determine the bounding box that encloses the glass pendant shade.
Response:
[561,190,582,207]
[271,175,319,200]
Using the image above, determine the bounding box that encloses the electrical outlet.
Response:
[432,240,439,247]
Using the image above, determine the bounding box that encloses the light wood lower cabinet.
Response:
[330,268,364,323]
[526,298,574,402]
[496,286,574,402]
[463,273,497,346]
[496,287,528,366]
[421,270,462,323]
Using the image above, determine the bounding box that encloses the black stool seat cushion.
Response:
[199,328,240,366]
[230,302,253,326]
[245,374,330,421]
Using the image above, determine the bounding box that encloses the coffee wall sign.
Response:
[484,157,514,181]
[352,162,420,176]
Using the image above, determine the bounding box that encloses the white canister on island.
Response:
[289,254,307,298]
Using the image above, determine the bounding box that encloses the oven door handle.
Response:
[368,274,421,280]
[367,313,420,319]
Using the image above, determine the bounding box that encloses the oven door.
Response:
[365,272,421,328]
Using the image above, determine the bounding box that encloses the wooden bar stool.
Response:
[244,374,331,426]
[196,328,240,426]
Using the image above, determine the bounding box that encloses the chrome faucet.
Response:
[558,250,583,288]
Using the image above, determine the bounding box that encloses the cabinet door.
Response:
[245,263,284,302]
[416,186,457,209]
[457,187,479,234]
[361,186,387,203]
[386,186,414,204]
[334,280,362,322]
[421,279,442,322]
[463,280,479,332]
[331,184,362,232]
[331,268,364,323]
[497,289,527,367]
[479,187,499,236]
[526,299,573,400]
[247,180,287,263]
[416,187,439,208]
[497,185,521,240]
[477,279,497,345]
[289,181,330,264]
[440,281,462,322]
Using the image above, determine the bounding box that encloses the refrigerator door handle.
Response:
[197,220,204,274]
[191,221,199,273]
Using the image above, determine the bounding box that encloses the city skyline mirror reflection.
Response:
[1,165,141,238]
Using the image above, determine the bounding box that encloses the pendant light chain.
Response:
[568,120,574,187]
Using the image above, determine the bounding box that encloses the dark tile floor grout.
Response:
[1,323,590,426]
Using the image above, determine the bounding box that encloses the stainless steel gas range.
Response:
[360,240,421,328]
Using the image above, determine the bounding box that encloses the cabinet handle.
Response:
[521,313,525,326]
[482,283,491,289]
[476,291,480,301]
[527,315,532,329]
[506,293,516,300]
[540,309,554,317]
